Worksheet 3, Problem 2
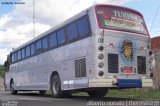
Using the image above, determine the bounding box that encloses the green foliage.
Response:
[0,65,5,78]
[107,89,160,100]
[73,89,160,99]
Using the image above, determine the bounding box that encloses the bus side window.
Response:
[31,43,35,55]
[26,45,31,57]
[18,50,22,60]
[22,48,25,59]
[42,37,49,50]
[67,22,78,41]
[14,52,18,62]
[11,53,14,63]
[77,16,90,37]
[36,40,42,53]
[57,29,65,45]
[50,32,57,48]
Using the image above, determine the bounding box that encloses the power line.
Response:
[111,0,114,4]
[150,4,160,33]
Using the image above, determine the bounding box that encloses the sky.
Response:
[0,0,160,64]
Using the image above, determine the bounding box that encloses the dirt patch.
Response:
[0,77,4,90]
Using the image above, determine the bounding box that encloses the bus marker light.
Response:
[113,76,117,79]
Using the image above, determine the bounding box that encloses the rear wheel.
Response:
[88,90,108,98]
[51,75,63,98]
[39,90,46,95]
[10,80,17,95]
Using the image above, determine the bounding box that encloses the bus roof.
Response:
[10,4,145,53]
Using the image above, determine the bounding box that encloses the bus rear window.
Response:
[95,6,148,35]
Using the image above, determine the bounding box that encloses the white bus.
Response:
[4,4,153,98]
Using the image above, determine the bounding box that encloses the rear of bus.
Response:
[89,5,153,90]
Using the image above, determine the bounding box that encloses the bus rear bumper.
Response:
[141,79,153,87]
[88,79,153,88]
[89,79,117,88]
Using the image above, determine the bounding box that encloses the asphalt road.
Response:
[0,90,159,106]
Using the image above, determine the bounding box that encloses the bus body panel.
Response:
[4,4,153,92]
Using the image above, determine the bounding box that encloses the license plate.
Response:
[121,67,134,74]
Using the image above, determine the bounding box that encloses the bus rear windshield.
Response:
[96,6,148,35]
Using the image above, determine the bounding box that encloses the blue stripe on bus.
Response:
[117,79,142,88]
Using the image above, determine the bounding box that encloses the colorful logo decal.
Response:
[121,39,133,62]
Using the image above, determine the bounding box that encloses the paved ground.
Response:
[0,90,159,106]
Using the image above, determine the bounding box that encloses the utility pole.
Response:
[33,0,35,38]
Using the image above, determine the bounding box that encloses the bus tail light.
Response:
[98,62,104,68]
[109,76,117,79]
[98,71,104,76]
[150,73,153,78]
[98,53,104,59]
[107,43,114,47]
[139,47,147,50]
[139,76,146,79]
[149,51,152,56]
[98,46,104,51]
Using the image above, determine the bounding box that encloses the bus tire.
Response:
[10,80,17,95]
[63,91,72,98]
[39,90,46,95]
[51,75,63,98]
[88,90,108,98]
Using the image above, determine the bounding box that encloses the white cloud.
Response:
[0,15,12,28]
[0,0,143,64]
[0,23,51,46]
[0,48,11,64]
[13,0,141,26]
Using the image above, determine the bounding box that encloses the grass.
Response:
[73,89,160,100]
[0,65,5,78]
[107,89,160,100]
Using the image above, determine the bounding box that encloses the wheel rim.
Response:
[53,80,59,94]
[10,83,14,93]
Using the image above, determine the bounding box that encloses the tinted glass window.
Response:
[12,54,14,62]
[67,22,78,40]
[36,40,42,52]
[26,46,31,57]
[50,33,57,47]
[77,16,90,37]
[57,29,65,45]
[42,37,48,49]
[22,48,25,59]
[18,50,21,60]
[14,52,17,62]
[96,6,148,35]
[31,43,35,55]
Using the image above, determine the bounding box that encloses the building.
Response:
[151,36,160,89]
